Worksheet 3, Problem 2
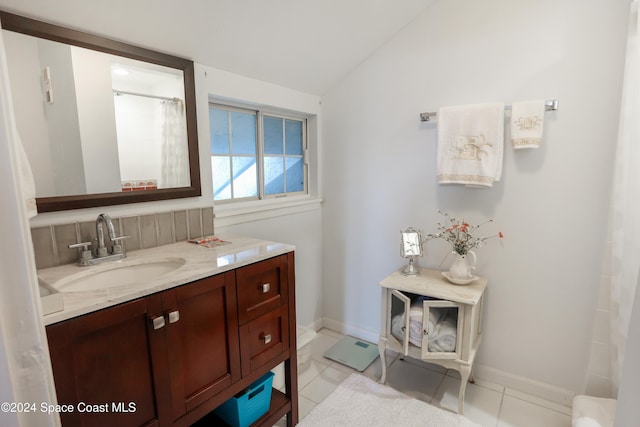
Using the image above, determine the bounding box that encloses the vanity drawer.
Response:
[236,255,289,324]
[239,305,289,376]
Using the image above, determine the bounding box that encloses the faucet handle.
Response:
[68,241,93,265]
[68,241,92,250]
[111,235,130,255]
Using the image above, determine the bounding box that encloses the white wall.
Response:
[320,0,629,401]
[39,40,86,196]
[2,31,55,197]
[216,209,323,329]
[72,47,122,193]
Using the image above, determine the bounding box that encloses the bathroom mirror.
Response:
[0,11,201,212]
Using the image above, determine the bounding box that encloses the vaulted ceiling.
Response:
[0,0,436,95]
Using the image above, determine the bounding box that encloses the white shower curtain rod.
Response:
[419,99,559,122]
[112,89,183,104]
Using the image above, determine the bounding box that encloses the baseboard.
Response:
[320,317,380,344]
[318,317,575,407]
[468,364,575,407]
[307,318,324,334]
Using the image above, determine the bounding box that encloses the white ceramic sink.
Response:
[39,280,64,315]
[51,258,186,292]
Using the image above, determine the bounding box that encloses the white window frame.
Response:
[261,112,308,199]
[210,102,309,205]
[208,97,320,229]
[210,104,259,202]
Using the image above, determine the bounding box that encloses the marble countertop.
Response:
[379,267,487,305]
[38,235,295,326]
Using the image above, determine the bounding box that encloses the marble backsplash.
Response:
[31,207,214,270]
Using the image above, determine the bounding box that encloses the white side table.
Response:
[377,267,487,414]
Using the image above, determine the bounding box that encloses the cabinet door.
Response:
[387,290,411,355]
[163,271,241,419]
[420,300,463,360]
[46,295,170,427]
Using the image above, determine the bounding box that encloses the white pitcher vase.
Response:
[448,251,477,279]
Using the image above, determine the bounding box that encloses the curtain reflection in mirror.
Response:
[160,100,189,188]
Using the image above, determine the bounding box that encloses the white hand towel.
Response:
[511,100,545,149]
[437,103,504,188]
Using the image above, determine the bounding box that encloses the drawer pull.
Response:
[262,333,272,344]
[168,310,180,324]
[261,283,270,293]
[151,316,165,330]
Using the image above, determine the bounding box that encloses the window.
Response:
[210,104,307,203]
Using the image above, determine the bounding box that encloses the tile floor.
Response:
[281,328,572,427]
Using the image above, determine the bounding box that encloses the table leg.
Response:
[378,337,387,384]
[458,364,472,415]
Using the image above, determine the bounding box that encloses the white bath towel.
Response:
[437,103,505,187]
[391,305,457,352]
[428,308,457,352]
[510,100,545,149]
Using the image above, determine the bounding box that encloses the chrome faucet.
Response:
[68,213,130,266]
[96,213,116,257]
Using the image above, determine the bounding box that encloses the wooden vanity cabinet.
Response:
[46,295,171,427]
[162,271,241,421]
[236,255,290,377]
[45,252,298,427]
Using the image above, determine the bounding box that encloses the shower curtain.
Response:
[0,24,59,427]
[159,100,190,188]
[610,0,640,396]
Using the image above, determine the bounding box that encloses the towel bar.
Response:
[420,99,559,122]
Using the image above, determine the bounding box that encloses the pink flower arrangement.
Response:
[426,211,503,255]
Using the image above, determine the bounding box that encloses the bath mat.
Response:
[298,373,480,427]
[323,336,379,372]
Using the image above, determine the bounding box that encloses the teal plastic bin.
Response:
[213,372,274,427]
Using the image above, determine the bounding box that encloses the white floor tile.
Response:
[298,359,331,391]
[309,331,340,363]
[433,375,502,427]
[382,357,445,403]
[360,350,400,382]
[498,395,571,427]
[295,328,574,427]
[400,355,448,374]
[504,388,572,416]
[298,394,317,419]
[469,377,506,395]
[316,328,344,339]
[300,365,350,404]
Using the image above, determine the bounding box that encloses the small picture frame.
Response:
[400,228,423,258]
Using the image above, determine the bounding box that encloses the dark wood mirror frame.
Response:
[0,11,201,213]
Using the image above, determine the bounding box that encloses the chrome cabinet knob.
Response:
[168,310,180,324]
[262,333,272,344]
[151,316,165,330]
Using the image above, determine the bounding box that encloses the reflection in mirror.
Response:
[112,63,190,191]
[0,11,200,212]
